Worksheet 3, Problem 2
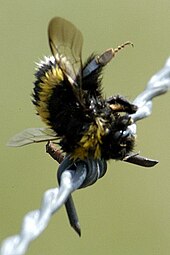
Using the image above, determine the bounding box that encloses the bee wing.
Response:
[7,128,57,147]
[48,17,83,82]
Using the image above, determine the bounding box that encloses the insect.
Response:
[8,17,139,162]
[8,17,158,236]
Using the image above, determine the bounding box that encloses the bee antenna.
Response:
[114,41,134,54]
[97,41,134,66]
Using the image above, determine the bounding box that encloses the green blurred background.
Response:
[0,1,170,254]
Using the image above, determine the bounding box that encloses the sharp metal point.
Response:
[65,195,81,236]
[72,221,81,237]
[123,153,159,167]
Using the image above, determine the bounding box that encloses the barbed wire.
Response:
[1,57,170,255]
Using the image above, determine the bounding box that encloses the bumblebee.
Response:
[8,17,137,161]
[8,17,158,236]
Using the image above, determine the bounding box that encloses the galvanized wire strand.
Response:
[1,57,170,255]
[0,163,87,255]
[127,57,170,138]
[131,57,170,122]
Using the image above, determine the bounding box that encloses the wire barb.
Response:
[123,153,158,167]
[1,57,170,255]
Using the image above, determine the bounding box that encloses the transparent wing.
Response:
[48,17,83,81]
[7,128,57,147]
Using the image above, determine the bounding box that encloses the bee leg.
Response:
[46,141,64,163]
[107,95,138,114]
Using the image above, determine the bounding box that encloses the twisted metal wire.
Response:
[1,57,170,255]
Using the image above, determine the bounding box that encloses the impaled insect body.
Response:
[7,17,158,169]
[8,17,158,235]
[32,17,137,162]
[8,17,139,162]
